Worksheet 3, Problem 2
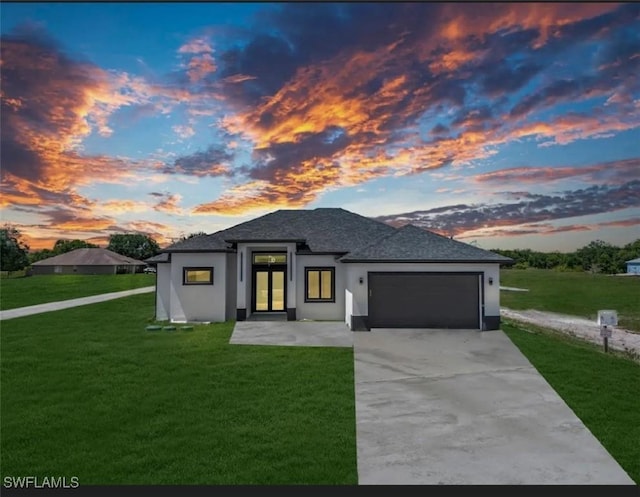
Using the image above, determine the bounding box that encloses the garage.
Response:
[368,272,481,329]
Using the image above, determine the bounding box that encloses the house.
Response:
[31,248,147,275]
[626,257,640,275]
[148,208,513,331]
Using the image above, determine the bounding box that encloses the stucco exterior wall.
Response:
[169,252,228,322]
[32,265,118,275]
[155,263,170,321]
[296,254,345,321]
[225,253,237,320]
[344,262,502,322]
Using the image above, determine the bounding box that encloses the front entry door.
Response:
[253,268,286,312]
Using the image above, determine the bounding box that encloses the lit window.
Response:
[183,267,213,285]
[305,267,335,302]
[253,253,287,264]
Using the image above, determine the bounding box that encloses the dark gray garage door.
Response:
[368,272,480,329]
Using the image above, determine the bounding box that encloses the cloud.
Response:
[596,217,640,228]
[375,180,640,237]
[100,200,150,214]
[473,158,640,186]
[123,221,174,246]
[150,192,184,215]
[173,124,195,139]
[177,35,218,84]
[0,28,189,214]
[183,3,639,214]
[178,37,214,54]
[165,145,234,177]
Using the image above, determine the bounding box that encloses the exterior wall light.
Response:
[488,277,494,285]
[359,276,364,284]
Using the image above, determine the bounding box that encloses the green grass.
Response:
[0,293,357,484]
[503,320,640,483]
[501,269,640,331]
[0,274,155,310]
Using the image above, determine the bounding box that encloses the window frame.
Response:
[182,266,214,285]
[304,267,335,303]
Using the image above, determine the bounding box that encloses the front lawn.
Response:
[501,269,640,331]
[503,320,640,483]
[0,273,156,310]
[0,293,357,484]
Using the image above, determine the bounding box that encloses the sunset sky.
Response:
[1,2,639,252]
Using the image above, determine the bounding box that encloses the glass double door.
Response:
[253,266,286,312]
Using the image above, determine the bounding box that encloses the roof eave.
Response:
[224,238,306,244]
[341,258,513,264]
[163,248,235,254]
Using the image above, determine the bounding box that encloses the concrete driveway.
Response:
[354,329,634,484]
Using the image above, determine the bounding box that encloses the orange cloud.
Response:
[187,53,216,83]
[178,37,214,54]
[178,35,217,83]
[474,159,640,185]
[152,193,184,215]
[196,4,635,215]
[100,200,150,214]
[597,218,640,228]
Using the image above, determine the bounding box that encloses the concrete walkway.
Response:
[0,286,154,320]
[354,328,634,484]
[230,320,352,348]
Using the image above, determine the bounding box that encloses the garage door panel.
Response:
[369,273,480,329]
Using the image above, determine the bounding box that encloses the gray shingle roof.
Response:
[164,208,396,253]
[627,257,640,264]
[32,248,146,266]
[340,224,513,263]
[161,208,512,264]
[145,252,170,263]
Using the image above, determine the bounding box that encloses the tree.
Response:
[0,225,30,273]
[53,239,98,254]
[107,233,160,261]
[185,231,207,239]
[28,239,99,264]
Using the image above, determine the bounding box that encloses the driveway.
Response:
[354,328,634,484]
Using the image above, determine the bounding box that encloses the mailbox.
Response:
[597,310,618,326]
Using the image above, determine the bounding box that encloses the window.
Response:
[253,253,287,264]
[305,267,335,302]
[183,267,213,285]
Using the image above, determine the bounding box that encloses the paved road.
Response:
[354,328,634,484]
[0,286,154,320]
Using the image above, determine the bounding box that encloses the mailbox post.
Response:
[597,310,617,353]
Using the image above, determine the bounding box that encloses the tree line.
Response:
[2,224,639,275]
[491,239,640,274]
[1,225,161,273]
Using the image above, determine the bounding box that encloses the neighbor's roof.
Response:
[32,248,146,266]
[163,208,396,253]
[145,252,170,264]
[161,208,512,264]
[627,257,640,264]
[340,224,513,263]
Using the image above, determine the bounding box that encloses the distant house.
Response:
[626,257,640,275]
[31,248,146,275]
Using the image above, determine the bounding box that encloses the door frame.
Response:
[251,251,287,313]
